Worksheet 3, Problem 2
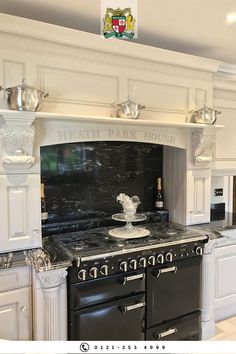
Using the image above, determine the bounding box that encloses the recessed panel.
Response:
[216,256,236,298]
[128,79,188,112]
[38,66,118,105]
[194,177,205,214]
[0,303,18,340]
[7,187,27,239]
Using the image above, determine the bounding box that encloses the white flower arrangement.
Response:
[117,193,140,215]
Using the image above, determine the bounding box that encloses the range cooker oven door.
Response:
[68,269,146,340]
[146,311,201,341]
[146,256,201,328]
[69,293,145,340]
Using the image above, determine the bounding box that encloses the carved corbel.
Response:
[0,111,36,169]
[192,131,216,166]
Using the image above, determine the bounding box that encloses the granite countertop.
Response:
[189,212,236,240]
[0,246,72,272]
[2,214,236,273]
[0,221,207,272]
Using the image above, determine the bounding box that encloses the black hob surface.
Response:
[50,222,207,261]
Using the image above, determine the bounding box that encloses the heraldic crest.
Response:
[103,7,136,38]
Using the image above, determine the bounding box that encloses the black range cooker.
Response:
[62,223,208,341]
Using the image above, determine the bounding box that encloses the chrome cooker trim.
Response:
[80,235,208,262]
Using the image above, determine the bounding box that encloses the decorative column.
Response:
[32,264,68,341]
[201,239,216,340]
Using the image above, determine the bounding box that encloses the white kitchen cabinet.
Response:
[186,169,211,225]
[0,266,31,340]
[0,174,42,253]
[214,241,236,321]
[0,287,31,340]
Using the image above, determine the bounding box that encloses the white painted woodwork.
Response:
[0,174,42,253]
[32,268,67,341]
[0,14,232,341]
[0,286,31,340]
[213,240,236,322]
[186,169,211,225]
[200,236,236,339]
[0,266,30,292]
[212,75,236,174]
[163,146,187,225]
[201,240,216,340]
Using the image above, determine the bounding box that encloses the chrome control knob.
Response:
[129,259,137,270]
[100,264,109,276]
[89,267,98,279]
[148,255,155,266]
[120,261,128,272]
[156,254,164,264]
[139,257,147,268]
[195,246,203,256]
[165,252,173,263]
[78,269,86,281]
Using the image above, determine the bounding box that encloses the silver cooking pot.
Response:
[113,99,145,119]
[0,79,49,111]
[190,105,221,125]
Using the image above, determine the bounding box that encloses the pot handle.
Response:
[0,85,4,91]
[140,105,146,110]
[215,110,221,115]
[43,92,49,98]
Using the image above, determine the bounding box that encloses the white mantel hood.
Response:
[0,109,223,171]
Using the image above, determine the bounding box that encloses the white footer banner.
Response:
[0,341,236,354]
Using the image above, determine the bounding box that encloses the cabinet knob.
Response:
[32,229,39,235]
[20,305,28,312]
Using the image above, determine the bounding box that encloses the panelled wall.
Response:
[213,73,236,174]
[0,14,217,123]
[0,13,228,231]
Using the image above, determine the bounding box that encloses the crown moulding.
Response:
[0,13,222,74]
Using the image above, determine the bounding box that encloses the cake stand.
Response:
[108,213,150,239]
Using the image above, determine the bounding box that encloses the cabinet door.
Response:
[214,244,236,321]
[186,169,211,225]
[0,174,42,253]
[0,287,31,340]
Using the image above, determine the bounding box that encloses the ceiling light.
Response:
[227,13,236,23]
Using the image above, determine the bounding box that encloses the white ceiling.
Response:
[1,0,236,64]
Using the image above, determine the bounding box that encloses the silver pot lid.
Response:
[192,105,220,114]
[5,79,44,93]
[114,99,145,108]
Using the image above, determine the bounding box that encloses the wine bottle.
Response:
[41,183,48,224]
[155,177,164,210]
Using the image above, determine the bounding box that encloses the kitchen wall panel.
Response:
[128,79,189,113]
[37,66,119,107]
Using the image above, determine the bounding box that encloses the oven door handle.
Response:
[122,273,145,285]
[119,301,146,314]
[156,266,177,278]
[154,328,177,340]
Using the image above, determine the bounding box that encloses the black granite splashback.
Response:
[41,141,163,224]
